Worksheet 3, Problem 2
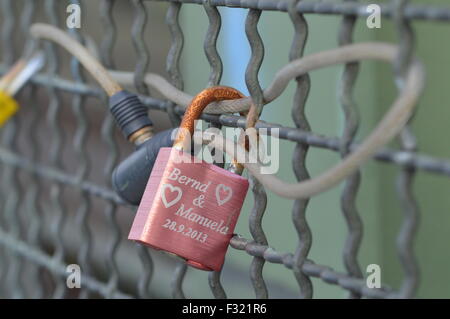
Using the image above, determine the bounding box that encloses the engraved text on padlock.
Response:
[129,147,249,271]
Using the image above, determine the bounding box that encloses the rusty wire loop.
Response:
[0,0,445,299]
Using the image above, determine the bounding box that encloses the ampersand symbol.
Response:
[193,194,205,208]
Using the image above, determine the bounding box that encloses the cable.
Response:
[29,23,420,118]
[109,43,423,116]
[113,42,425,199]
[27,23,425,199]
[30,23,154,143]
[198,53,425,199]
[109,70,193,109]
[30,23,122,97]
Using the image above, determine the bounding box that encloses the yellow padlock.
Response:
[0,52,45,128]
[0,91,19,127]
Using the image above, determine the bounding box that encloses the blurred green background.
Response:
[175,0,450,298]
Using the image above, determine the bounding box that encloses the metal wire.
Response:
[338,0,363,299]
[289,0,313,299]
[0,0,448,299]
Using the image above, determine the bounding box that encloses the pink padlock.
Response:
[128,87,249,271]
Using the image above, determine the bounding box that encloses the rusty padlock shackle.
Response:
[173,86,245,151]
[174,85,253,177]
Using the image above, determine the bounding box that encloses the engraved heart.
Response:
[215,184,233,206]
[161,183,183,208]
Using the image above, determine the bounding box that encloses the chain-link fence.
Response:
[0,0,449,299]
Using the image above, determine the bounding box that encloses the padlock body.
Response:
[129,147,249,271]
